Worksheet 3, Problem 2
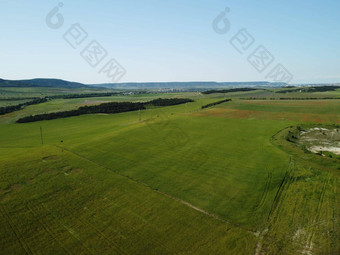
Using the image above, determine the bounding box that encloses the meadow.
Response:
[0,87,339,254]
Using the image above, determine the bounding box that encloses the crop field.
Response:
[0,88,339,254]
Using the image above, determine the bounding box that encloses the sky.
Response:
[0,0,339,84]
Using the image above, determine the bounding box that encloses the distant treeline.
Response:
[240,97,340,100]
[202,88,258,95]
[201,99,231,109]
[276,97,340,100]
[47,92,119,99]
[17,98,194,123]
[0,98,48,115]
[276,86,340,93]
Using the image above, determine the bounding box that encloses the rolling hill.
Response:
[0,78,89,88]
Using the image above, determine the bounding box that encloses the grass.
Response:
[0,89,339,254]
[0,146,256,254]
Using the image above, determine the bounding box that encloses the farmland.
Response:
[0,87,339,254]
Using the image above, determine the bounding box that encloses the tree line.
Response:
[147,98,194,106]
[276,85,340,93]
[47,92,120,99]
[202,88,258,94]
[17,98,194,123]
[0,98,48,115]
[201,99,231,109]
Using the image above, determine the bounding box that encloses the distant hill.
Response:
[0,78,89,88]
[2,78,340,90]
[90,81,287,89]
[0,79,288,89]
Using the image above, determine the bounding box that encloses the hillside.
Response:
[0,78,89,88]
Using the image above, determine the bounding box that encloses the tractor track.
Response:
[254,157,295,255]
[25,202,72,255]
[0,205,34,255]
[253,172,272,212]
[42,199,130,255]
[26,175,127,255]
[303,174,330,254]
[267,157,294,223]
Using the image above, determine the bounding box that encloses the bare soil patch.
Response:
[299,127,340,155]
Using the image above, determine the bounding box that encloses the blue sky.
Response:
[0,0,339,84]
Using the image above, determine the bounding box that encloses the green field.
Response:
[0,88,339,254]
